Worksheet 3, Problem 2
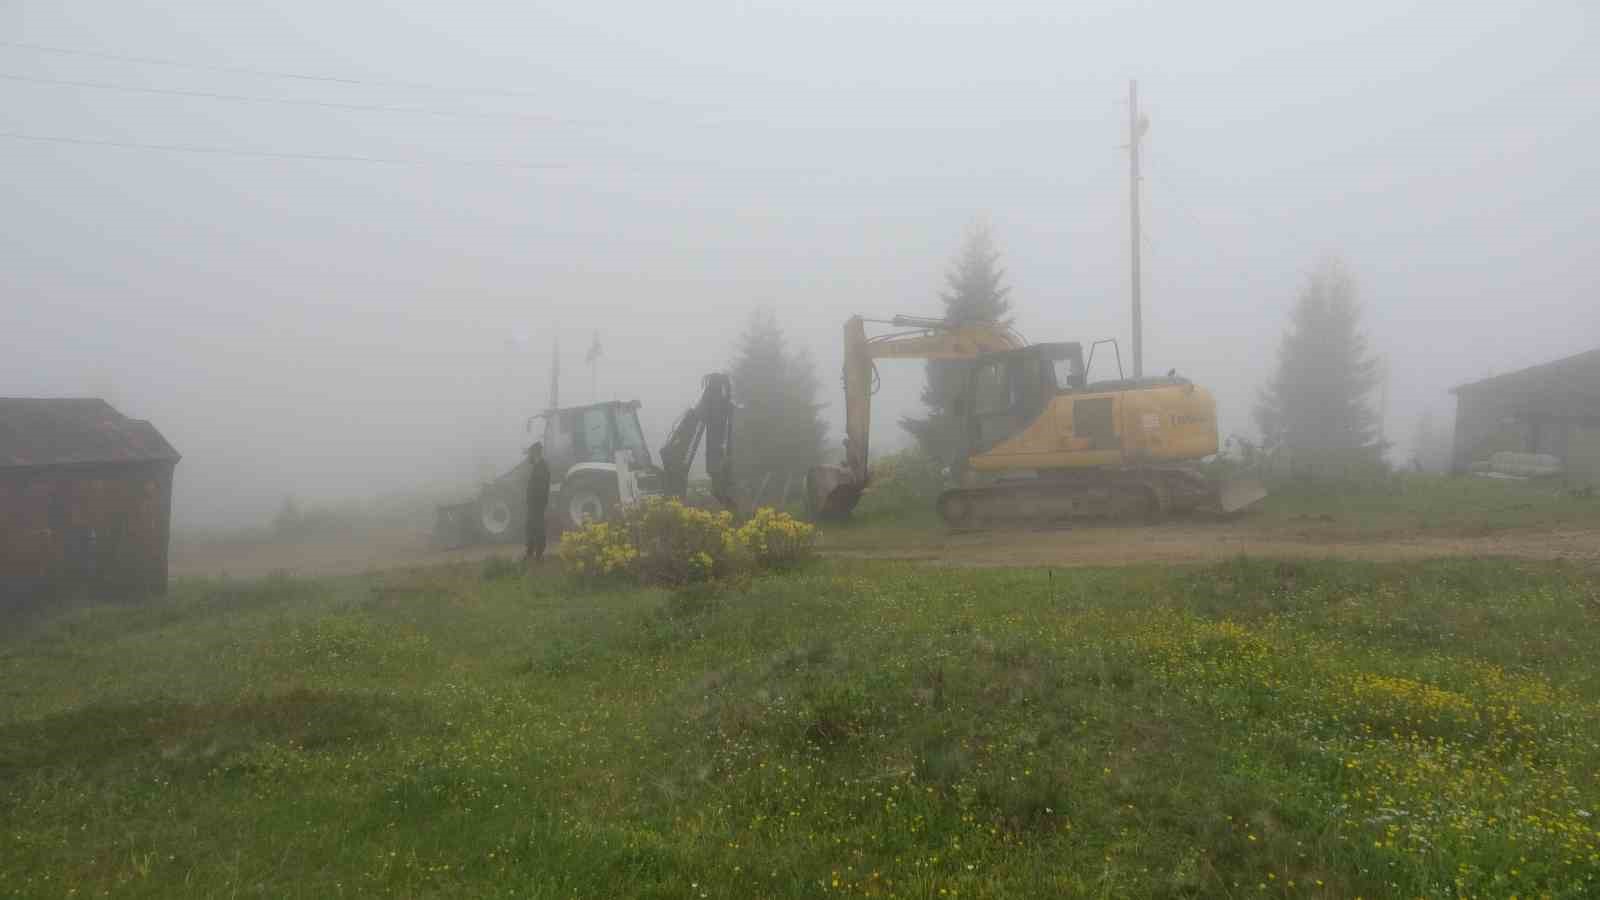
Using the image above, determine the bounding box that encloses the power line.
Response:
[1137,137,1240,271]
[0,39,549,98]
[0,41,1084,134]
[0,129,938,180]
[0,71,595,124]
[0,130,563,169]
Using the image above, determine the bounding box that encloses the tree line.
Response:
[725,224,1394,493]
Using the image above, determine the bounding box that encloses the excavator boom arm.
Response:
[810,315,1023,520]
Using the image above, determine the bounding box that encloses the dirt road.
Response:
[169,521,1600,581]
[170,527,516,580]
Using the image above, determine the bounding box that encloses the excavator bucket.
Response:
[806,465,865,521]
[1216,478,1268,514]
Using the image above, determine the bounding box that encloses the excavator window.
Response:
[1011,356,1042,410]
[1051,358,1085,391]
[1034,343,1086,392]
[974,362,1010,416]
[969,354,1053,451]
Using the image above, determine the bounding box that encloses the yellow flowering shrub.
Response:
[559,499,816,586]
[555,498,732,586]
[556,521,639,581]
[734,507,818,568]
[631,497,738,586]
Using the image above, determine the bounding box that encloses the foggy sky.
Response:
[4,1,1596,530]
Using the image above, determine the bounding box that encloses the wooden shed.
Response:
[0,398,180,610]
[1451,348,1600,488]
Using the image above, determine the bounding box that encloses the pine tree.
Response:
[729,309,827,491]
[1255,259,1387,473]
[901,224,1014,464]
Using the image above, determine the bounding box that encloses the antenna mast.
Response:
[548,336,560,411]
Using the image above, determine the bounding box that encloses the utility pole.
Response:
[548,336,560,411]
[1128,80,1148,379]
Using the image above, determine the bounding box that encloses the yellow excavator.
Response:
[806,315,1266,526]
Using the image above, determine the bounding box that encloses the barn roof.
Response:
[1451,348,1600,399]
[0,398,181,470]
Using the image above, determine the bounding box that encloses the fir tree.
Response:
[1255,259,1387,472]
[901,224,1014,465]
[729,309,827,489]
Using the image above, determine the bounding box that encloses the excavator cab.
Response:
[1040,342,1088,391]
[961,343,1084,456]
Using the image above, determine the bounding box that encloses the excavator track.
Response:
[935,467,1222,527]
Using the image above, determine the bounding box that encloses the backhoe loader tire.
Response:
[477,493,518,543]
[560,476,619,530]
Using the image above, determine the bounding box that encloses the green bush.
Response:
[1209,435,1398,495]
[853,448,947,520]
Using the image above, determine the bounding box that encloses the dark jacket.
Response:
[526,459,551,509]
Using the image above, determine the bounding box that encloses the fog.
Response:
[4,1,1595,530]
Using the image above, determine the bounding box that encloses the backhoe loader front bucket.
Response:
[1216,478,1268,514]
[806,465,865,521]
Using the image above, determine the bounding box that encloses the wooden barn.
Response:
[0,398,180,609]
[1451,348,1600,488]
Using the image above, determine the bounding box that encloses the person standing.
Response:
[524,442,551,563]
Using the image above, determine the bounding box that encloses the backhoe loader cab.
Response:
[539,401,654,478]
[539,400,663,529]
[433,400,660,548]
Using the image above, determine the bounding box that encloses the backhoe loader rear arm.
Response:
[659,373,737,513]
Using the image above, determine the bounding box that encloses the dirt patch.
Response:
[171,526,517,580]
[825,522,1600,569]
[172,521,1600,581]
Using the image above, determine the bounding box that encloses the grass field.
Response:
[5,552,1600,898]
[827,474,1600,551]
[1248,475,1600,539]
